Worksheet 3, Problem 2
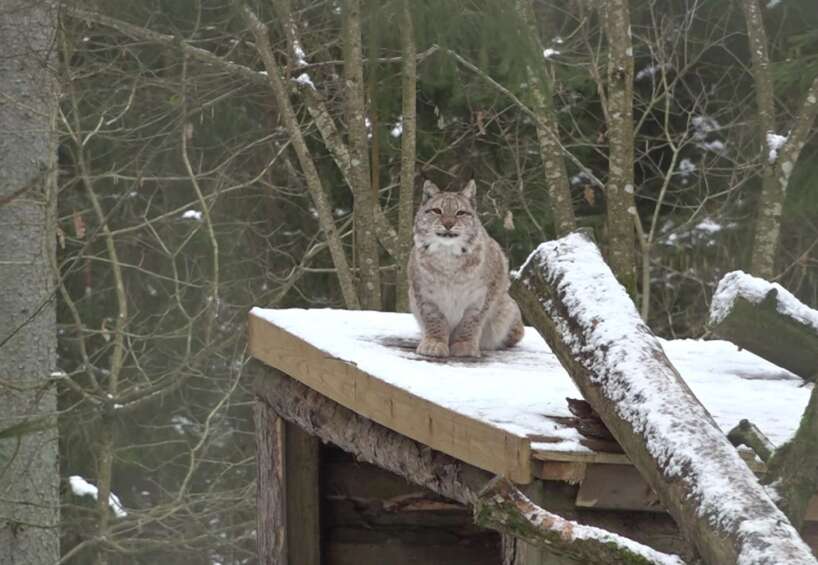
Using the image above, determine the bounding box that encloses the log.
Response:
[254,401,286,565]
[510,232,816,565]
[476,478,684,565]
[252,364,687,564]
[709,270,818,381]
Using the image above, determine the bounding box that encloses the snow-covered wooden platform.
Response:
[248,308,812,487]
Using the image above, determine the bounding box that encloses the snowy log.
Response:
[709,270,818,381]
[475,477,684,565]
[252,364,687,564]
[510,232,817,565]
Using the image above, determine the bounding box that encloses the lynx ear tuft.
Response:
[422,180,441,202]
[461,180,477,204]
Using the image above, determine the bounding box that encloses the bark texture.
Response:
[602,0,637,296]
[708,287,818,381]
[343,0,381,309]
[475,478,683,565]
[515,0,576,238]
[765,385,818,531]
[254,401,286,565]
[743,0,818,278]
[0,2,60,563]
[395,0,417,313]
[510,232,816,565]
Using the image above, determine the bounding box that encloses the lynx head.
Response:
[413,180,481,252]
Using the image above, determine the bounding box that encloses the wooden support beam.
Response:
[252,363,689,564]
[255,403,321,565]
[285,424,321,565]
[255,401,286,565]
[511,233,816,565]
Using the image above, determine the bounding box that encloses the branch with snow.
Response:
[69,475,128,518]
[511,232,816,565]
[474,477,685,565]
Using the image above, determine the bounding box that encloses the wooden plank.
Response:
[249,312,532,483]
[255,401,286,565]
[285,423,320,565]
[531,460,586,483]
[531,448,630,465]
[806,496,818,522]
[576,464,666,513]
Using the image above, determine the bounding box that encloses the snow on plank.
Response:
[248,307,809,477]
[511,232,816,565]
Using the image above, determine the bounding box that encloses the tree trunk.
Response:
[743,0,818,278]
[255,401,286,565]
[0,2,60,563]
[395,0,417,313]
[343,0,382,309]
[601,0,637,296]
[708,270,818,381]
[510,232,816,565]
[515,0,576,238]
[252,364,687,565]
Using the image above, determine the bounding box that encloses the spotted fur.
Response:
[408,180,524,358]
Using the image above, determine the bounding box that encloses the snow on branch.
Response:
[69,475,128,518]
[511,232,816,565]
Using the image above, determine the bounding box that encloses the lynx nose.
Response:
[441,217,456,230]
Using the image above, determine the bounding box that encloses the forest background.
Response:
[1,0,818,563]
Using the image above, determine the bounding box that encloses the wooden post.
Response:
[255,400,287,565]
[285,423,321,565]
[255,401,322,565]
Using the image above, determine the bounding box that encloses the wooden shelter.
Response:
[249,307,818,564]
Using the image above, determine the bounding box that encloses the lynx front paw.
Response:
[417,337,449,358]
[450,340,481,358]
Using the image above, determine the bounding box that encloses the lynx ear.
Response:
[461,180,477,205]
[422,180,441,202]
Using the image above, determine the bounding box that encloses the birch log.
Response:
[510,232,816,565]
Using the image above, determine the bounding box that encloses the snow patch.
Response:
[766,132,788,163]
[710,270,818,333]
[181,210,203,221]
[543,48,560,59]
[390,117,403,138]
[293,73,316,90]
[69,475,127,518]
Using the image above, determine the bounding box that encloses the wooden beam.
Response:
[252,364,690,564]
[511,233,816,564]
[248,311,532,483]
[285,423,320,565]
[255,401,286,565]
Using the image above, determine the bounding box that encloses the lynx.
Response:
[408,179,524,358]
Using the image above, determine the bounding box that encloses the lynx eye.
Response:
[456,210,471,216]
[427,208,442,215]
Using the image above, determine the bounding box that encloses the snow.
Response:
[636,64,670,81]
[390,117,403,138]
[250,306,809,455]
[543,48,560,59]
[292,40,307,67]
[766,131,788,163]
[69,475,128,518]
[710,270,818,334]
[293,73,316,90]
[181,209,203,221]
[767,0,782,7]
[512,233,814,564]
